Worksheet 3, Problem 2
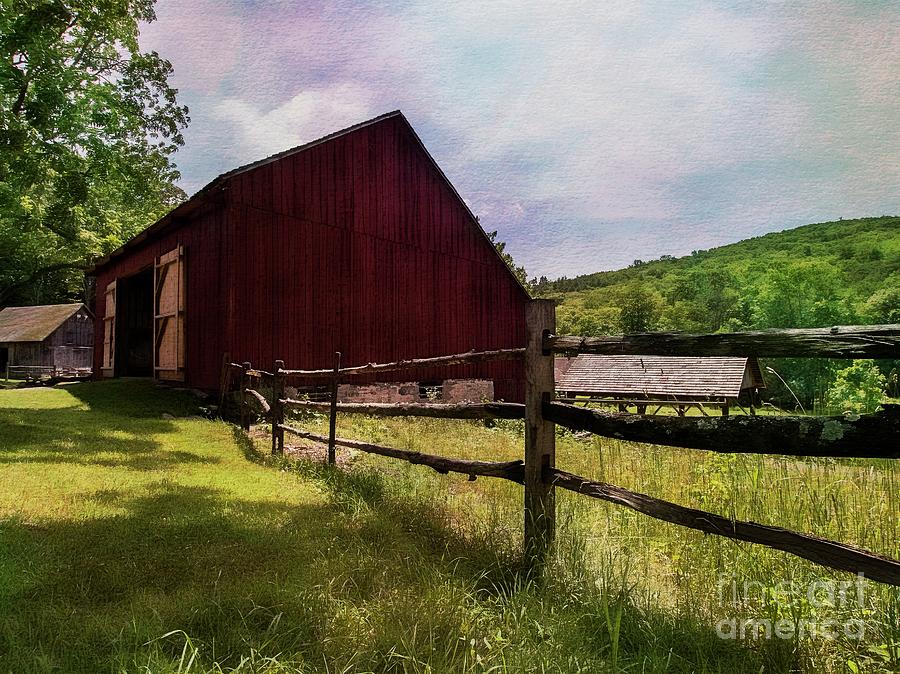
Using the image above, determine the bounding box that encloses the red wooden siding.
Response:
[93,112,528,400]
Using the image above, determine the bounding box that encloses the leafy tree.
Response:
[694,269,741,331]
[753,260,854,329]
[0,0,189,305]
[659,299,706,332]
[763,357,843,412]
[486,229,529,291]
[862,279,900,399]
[665,272,698,304]
[664,268,742,331]
[826,360,887,414]
[557,304,618,337]
[754,260,854,409]
[616,283,662,333]
[864,282,900,323]
[719,296,753,332]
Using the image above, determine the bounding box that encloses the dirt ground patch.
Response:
[248,425,354,466]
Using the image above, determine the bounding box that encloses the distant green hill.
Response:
[535,216,900,337]
[533,216,900,409]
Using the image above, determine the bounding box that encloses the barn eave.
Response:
[85,110,530,298]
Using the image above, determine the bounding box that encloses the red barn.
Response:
[88,111,529,400]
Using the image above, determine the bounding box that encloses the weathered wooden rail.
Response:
[280,424,525,482]
[548,469,900,585]
[278,347,525,379]
[225,309,900,586]
[548,324,900,358]
[243,388,271,415]
[543,401,900,459]
[264,396,900,459]
[282,399,526,420]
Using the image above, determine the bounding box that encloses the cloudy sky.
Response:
[139,0,900,278]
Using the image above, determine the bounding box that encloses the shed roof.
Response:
[0,304,86,343]
[556,355,764,399]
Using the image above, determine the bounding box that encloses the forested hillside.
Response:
[533,216,900,408]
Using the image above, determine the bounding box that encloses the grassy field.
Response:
[0,381,897,672]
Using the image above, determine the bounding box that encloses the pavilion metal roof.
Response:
[556,355,765,398]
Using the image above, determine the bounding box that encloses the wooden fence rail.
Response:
[226,363,275,379]
[278,398,900,459]
[549,469,900,586]
[275,426,900,584]
[544,401,900,459]
[281,399,527,420]
[279,424,525,482]
[228,310,900,586]
[277,347,525,379]
[243,388,271,415]
[547,323,900,359]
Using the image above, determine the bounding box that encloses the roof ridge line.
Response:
[193,109,405,198]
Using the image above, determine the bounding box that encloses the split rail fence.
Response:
[223,301,900,586]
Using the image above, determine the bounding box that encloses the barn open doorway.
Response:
[115,268,153,376]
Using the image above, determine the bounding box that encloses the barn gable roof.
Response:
[556,355,765,398]
[87,111,531,297]
[210,110,404,185]
[0,304,87,343]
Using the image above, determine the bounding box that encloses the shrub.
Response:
[825,360,887,414]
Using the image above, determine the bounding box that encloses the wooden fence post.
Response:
[328,351,342,464]
[240,361,251,432]
[277,361,286,454]
[217,352,230,419]
[272,359,285,455]
[524,299,556,574]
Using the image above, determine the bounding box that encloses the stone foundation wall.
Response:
[441,379,493,403]
[337,382,419,404]
[331,378,494,404]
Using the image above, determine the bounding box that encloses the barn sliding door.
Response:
[154,246,185,381]
[101,280,116,376]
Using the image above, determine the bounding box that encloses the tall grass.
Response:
[0,381,896,672]
[291,410,899,673]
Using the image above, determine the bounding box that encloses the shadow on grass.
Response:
[0,383,797,672]
[0,481,334,672]
[0,380,217,471]
[266,448,795,672]
[1,467,790,673]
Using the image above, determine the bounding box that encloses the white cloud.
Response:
[211,83,376,168]
[142,0,900,276]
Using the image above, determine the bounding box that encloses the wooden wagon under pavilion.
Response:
[555,354,766,416]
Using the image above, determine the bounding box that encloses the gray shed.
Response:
[0,304,94,377]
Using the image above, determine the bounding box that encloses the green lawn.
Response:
[0,381,896,673]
